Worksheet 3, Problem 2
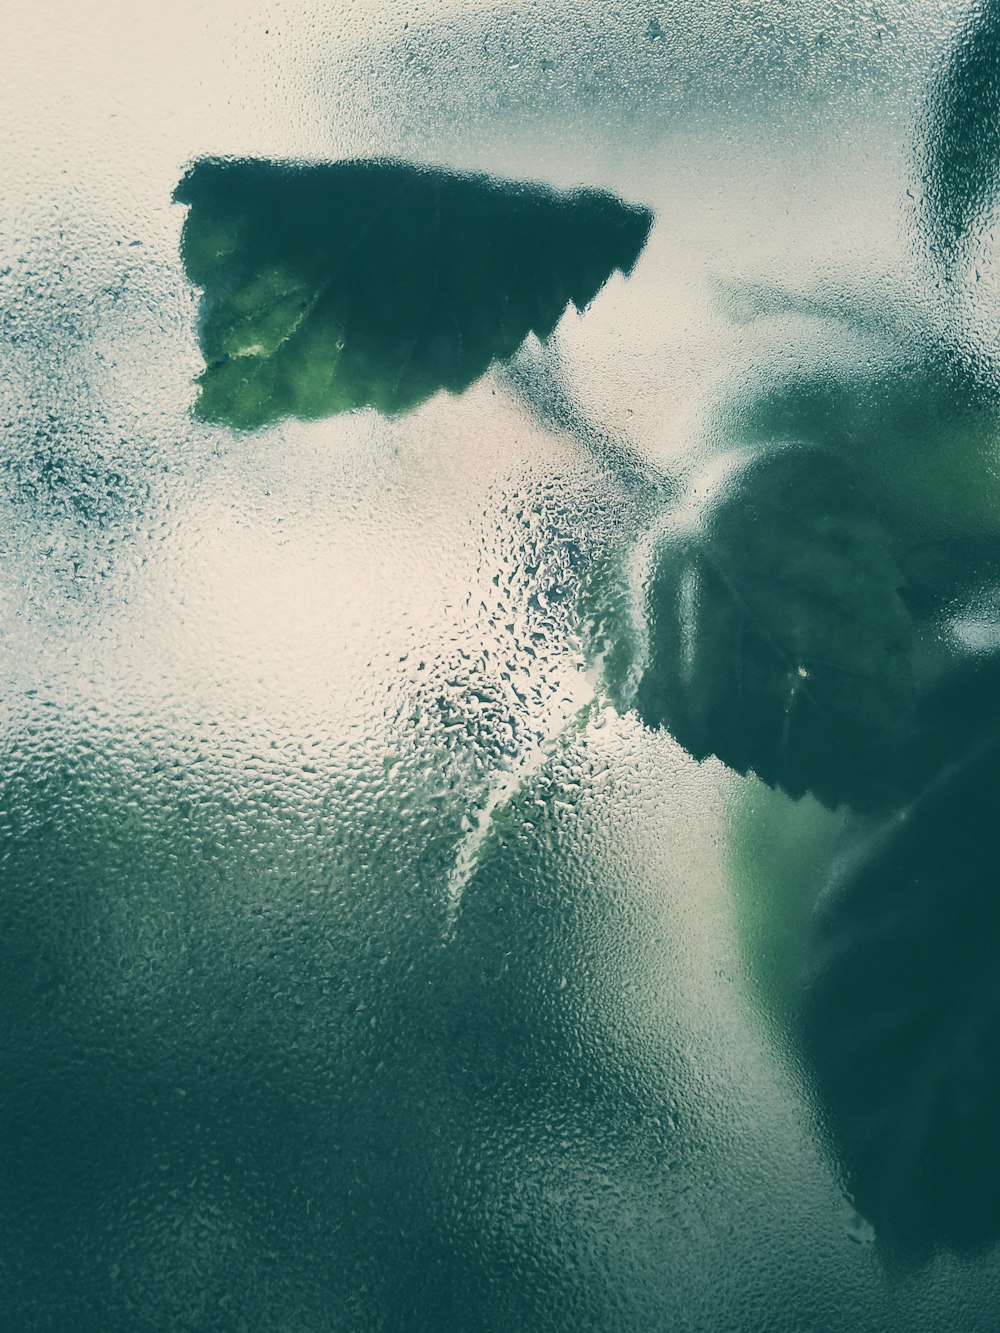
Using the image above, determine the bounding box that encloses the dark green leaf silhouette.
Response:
[921,0,1000,265]
[801,653,1000,1259]
[707,304,1000,590]
[632,445,916,811]
[173,157,653,430]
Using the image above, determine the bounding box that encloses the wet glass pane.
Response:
[4,1,1000,1328]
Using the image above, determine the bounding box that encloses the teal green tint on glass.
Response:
[11,0,1000,1327]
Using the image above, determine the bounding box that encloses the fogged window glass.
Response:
[4,1,1000,1328]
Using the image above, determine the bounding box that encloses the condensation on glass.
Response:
[2,1,999,1329]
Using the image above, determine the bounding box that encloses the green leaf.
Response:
[801,653,1000,1258]
[173,157,653,431]
[920,0,1000,266]
[708,305,1000,561]
[632,444,916,811]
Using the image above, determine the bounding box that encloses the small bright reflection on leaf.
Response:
[173,157,653,431]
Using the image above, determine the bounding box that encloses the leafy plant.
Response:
[175,157,652,429]
[631,444,916,812]
[801,653,1000,1260]
[769,0,1000,1258]
[169,19,1000,1260]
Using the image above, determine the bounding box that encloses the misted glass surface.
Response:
[5,1,1000,1328]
